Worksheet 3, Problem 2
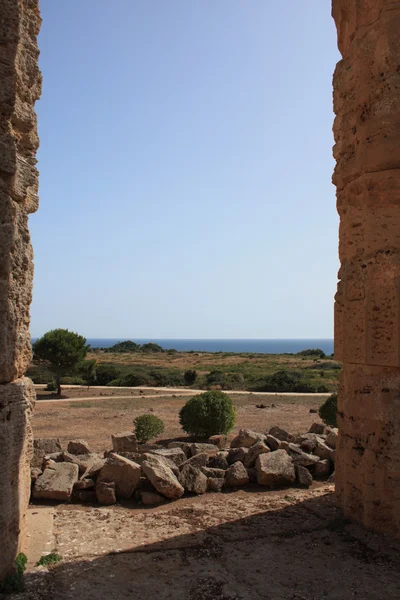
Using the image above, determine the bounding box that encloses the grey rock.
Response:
[190,443,218,457]
[314,439,334,461]
[167,441,191,457]
[287,443,320,467]
[230,429,266,448]
[268,426,293,442]
[180,452,209,470]
[209,453,229,470]
[225,462,249,487]
[73,478,95,490]
[179,464,208,494]
[200,467,226,478]
[111,432,138,453]
[244,441,270,468]
[256,450,295,488]
[67,439,91,455]
[314,459,331,478]
[207,477,225,492]
[246,467,258,483]
[265,434,280,451]
[141,491,165,505]
[227,447,248,465]
[33,463,79,501]
[142,455,184,499]
[141,453,180,477]
[97,453,141,499]
[31,438,62,469]
[148,447,187,466]
[326,429,338,449]
[308,423,326,435]
[295,465,313,487]
[207,434,227,449]
[96,481,116,505]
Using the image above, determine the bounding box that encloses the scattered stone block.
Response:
[265,434,280,451]
[142,455,184,499]
[96,481,116,505]
[308,423,325,435]
[73,478,95,490]
[31,438,62,469]
[148,447,186,466]
[167,441,191,457]
[190,443,218,457]
[141,491,165,505]
[207,478,225,493]
[314,459,331,479]
[141,453,180,477]
[230,429,266,448]
[225,462,249,487]
[256,450,295,488]
[295,465,313,487]
[78,490,97,504]
[209,453,229,470]
[227,447,248,465]
[244,441,270,468]
[67,439,91,455]
[207,434,227,449]
[111,432,138,453]
[286,444,320,467]
[246,467,257,483]
[314,439,334,461]
[97,453,141,499]
[180,453,209,469]
[200,467,226,478]
[268,426,293,442]
[33,463,79,501]
[326,429,338,449]
[179,464,208,494]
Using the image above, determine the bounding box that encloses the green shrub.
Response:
[61,376,85,385]
[297,348,326,358]
[46,380,56,392]
[107,340,140,353]
[184,369,198,386]
[95,364,121,385]
[0,553,27,593]
[134,414,165,443]
[36,553,62,567]
[319,393,337,427]
[141,342,164,353]
[179,390,236,437]
[252,370,316,393]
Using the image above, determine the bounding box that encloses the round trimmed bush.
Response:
[318,393,337,427]
[134,414,165,443]
[179,390,236,437]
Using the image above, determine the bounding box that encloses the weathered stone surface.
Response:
[268,426,293,442]
[200,467,226,479]
[97,454,141,499]
[31,437,62,469]
[246,467,258,483]
[179,464,208,494]
[78,490,97,504]
[209,453,229,470]
[180,452,209,470]
[265,434,280,451]
[96,481,116,505]
[295,465,313,488]
[142,456,184,500]
[67,439,91,455]
[225,462,249,488]
[141,491,165,505]
[207,477,225,493]
[256,450,295,488]
[33,463,79,501]
[227,447,248,465]
[286,444,320,468]
[243,441,270,468]
[333,1,400,536]
[314,460,331,479]
[167,441,191,457]
[111,432,138,453]
[326,429,338,450]
[314,440,333,462]
[140,452,180,477]
[190,443,218,457]
[74,478,95,491]
[148,447,186,466]
[207,434,227,449]
[230,429,266,448]
[0,379,35,579]
[308,423,325,435]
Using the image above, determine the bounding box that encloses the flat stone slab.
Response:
[33,463,79,501]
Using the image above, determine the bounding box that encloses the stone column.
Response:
[333,0,400,536]
[0,0,41,580]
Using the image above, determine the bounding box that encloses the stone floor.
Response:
[13,484,400,600]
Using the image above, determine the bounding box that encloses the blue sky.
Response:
[31,1,340,339]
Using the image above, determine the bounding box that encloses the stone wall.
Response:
[0,0,41,580]
[333,0,400,536]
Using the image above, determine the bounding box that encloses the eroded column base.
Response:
[0,378,35,580]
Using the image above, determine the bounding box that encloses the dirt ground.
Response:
[19,485,400,600]
[32,388,327,450]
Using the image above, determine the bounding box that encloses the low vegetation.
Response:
[134,414,165,443]
[0,553,27,593]
[319,393,338,427]
[36,553,62,567]
[179,390,236,437]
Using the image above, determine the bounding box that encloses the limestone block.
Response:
[33,463,79,501]
[0,378,35,580]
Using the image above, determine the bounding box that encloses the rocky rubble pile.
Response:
[30,424,336,506]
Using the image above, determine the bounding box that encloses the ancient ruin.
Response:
[333,0,400,536]
[0,0,41,581]
[0,0,399,584]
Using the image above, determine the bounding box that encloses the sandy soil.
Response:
[32,390,326,451]
[20,485,400,600]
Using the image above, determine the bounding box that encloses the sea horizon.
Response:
[79,338,334,355]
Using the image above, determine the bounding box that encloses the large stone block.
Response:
[0,378,35,580]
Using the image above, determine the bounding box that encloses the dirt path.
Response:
[20,484,400,599]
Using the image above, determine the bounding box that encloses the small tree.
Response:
[79,359,97,390]
[33,329,89,395]
[179,390,236,438]
[141,342,164,353]
[319,393,337,427]
[184,369,198,386]
[134,414,165,443]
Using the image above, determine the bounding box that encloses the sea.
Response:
[86,339,334,355]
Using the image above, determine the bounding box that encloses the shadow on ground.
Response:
[16,491,400,600]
